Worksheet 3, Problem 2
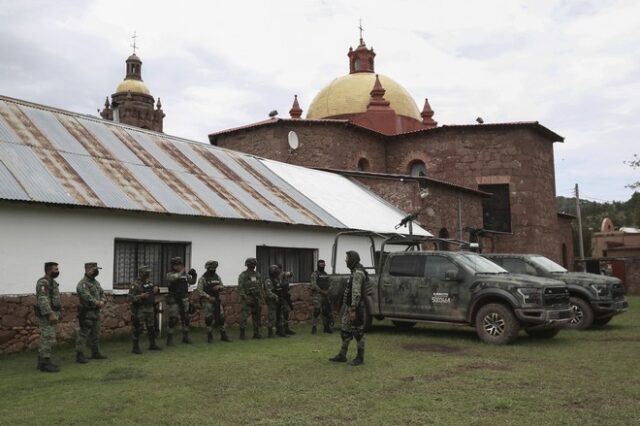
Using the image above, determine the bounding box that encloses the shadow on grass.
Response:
[369,323,479,342]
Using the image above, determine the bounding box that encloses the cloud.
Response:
[0,0,638,201]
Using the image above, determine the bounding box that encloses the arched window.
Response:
[357,158,370,171]
[409,160,427,177]
[354,58,361,71]
[438,228,450,251]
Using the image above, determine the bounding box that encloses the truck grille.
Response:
[543,287,570,307]
[612,283,625,299]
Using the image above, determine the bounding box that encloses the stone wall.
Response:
[0,284,314,355]
[215,121,387,173]
[624,259,640,295]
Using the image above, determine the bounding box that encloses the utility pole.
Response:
[574,183,586,271]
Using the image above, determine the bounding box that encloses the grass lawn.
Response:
[1,297,638,426]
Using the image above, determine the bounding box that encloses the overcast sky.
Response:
[1,0,638,202]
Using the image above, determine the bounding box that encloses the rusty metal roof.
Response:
[0,95,429,235]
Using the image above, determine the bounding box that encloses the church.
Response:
[209,36,575,267]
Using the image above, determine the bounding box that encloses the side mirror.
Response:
[445,270,462,282]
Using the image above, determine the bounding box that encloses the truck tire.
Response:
[566,296,594,330]
[475,303,520,345]
[525,328,560,339]
[392,320,416,329]
[592,315,613,326]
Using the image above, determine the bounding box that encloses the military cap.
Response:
[84,262,102,269]
[245,257,258,266]
[138,265,151,273]
[170,257,184,265]
[205,260,219,269]
[44,261,58,271]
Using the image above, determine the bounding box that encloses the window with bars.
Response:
[256,246,317,283]
[479,184,512,233]
[113,239,192,289]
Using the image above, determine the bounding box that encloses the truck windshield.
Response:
[457,253,509,274]
[529,256,568,273]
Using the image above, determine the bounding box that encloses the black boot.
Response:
[91,348,107,360]
[253,328,262,339]
[267,327,274,338]
[311,326,317,335]
[239,328,246,340]
[182,332,192,344]
[166,334,174,347]
[132,340,142,355]
[207,332,213,343]
[284,324,296,335]
[40,357,60,373]
[329,353,347,363]
[148,334,162,351]
[76,351,88,364]
[220,330,232,342]
[350,348,364,366]
[276,325,288,338]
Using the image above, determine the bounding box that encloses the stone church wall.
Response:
[0,284,315,355]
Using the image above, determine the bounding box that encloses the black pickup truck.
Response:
[329,232,572,344]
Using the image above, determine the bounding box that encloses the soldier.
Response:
[35,262,62,373]
[278,265,296,336]
[263,265,283,338]
[128,265,162,354]
[238,257,263,340]
[311,259,333,334]
[330,251,367,366]
[76,262,107,364]
[197,260,232,343]
[165,257,197,346]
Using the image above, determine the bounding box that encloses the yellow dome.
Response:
[307,73,421,120]
[116,79,150,95]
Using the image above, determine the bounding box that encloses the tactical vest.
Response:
[316,271,329,290]
[203,276,221,297]
[243,272,262,295]
[343,267,369,307]
[139,281,156,305]
[168,274,188,296]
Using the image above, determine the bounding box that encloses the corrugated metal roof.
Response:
[0,95,428,235]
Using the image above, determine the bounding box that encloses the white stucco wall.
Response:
[0,203,377,295]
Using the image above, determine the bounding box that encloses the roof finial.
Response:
[358,19,364,45]
[130,30,138,54]
[289,95,303,119]
[421,98,437,127]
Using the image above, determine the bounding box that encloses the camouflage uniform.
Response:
[311,263,332,333]
[76,263,106,362]
[330,251,367,366]
[35,273,62,372]
[238,258,263,339]
[278,271,295,335]
[166,259,197,345]
[263,273,280,338]
[128,266,161,353]
[197,260,231,343]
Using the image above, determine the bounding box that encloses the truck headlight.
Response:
[517,288,542,305]
[590,284,609,297]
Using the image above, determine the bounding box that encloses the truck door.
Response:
[423,255,465,320]
[380,253,426,317]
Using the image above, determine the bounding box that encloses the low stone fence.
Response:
[0,284,315,355]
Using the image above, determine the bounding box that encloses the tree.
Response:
[626,154,640,189]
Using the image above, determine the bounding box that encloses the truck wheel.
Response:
[566,296,594,330]
[592,315,613,326]
[475,303,520,344]
[525,328,560,339]
[392,320,416,329]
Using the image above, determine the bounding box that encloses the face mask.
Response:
[51,271,60,278]
[93,270,100,278]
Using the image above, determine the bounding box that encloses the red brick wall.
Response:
[387,128,561,260]
[215,123,387,172]
[0,285,314,355]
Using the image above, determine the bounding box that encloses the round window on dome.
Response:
[357,158,370,171]
[409,160,427,177]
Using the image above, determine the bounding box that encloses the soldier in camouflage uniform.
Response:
[76,262,107,364]
[263,265,283,338]
[278,266,296,336]
[311,259,332,334]
[238,257,263,340]
[330,251,367,366]
[35,262,62,373]
[165,257,197,346]
[197,260,232,343]
[128,265,162,354]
